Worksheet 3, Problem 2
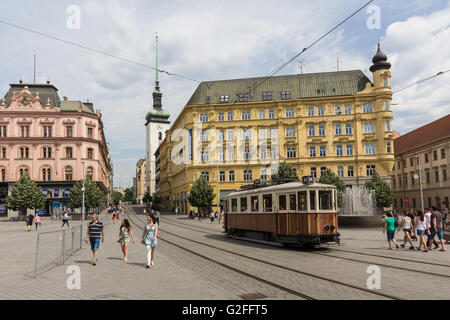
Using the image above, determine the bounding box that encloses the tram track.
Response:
[127,210,402,300]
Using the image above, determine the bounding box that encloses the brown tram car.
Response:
[224,180,340,245]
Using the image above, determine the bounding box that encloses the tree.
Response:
[124,188,134,202]
[70,176,104,212]
[143,191,152,205]
[319,169,346,192]
[271,162,298,181]
[188,177,215,216]
[152,190,162,205]
[6,172,45,215]
[364,172,393,209]
[112,191,123,206]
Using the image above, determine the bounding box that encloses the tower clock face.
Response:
[156,125,162,130]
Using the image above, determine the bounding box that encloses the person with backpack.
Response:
[117,219,135,262]
[141,214,158,269]
[383,211,399,250]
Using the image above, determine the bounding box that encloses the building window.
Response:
[201,149,209,162]
[308,107,314,116]
[227,148,234,161]
[318,125,325,136]
[433,150,438,161]
[218,112,224,121]
[335,124,342,135]
[270,148,277,160]
[43,147,52,158]
[281,91,291,100]
[218,130,224,142]
[285,108,294,118]
[365,144,375,155]
[65,167,73,181]
[426,172,431,184]
[308,126,315,136]
[286,127,295,138]
[87,127,93,139]
[384,101,389,111]
[66,126,73,137]
[259,110,265,119]
[320,167,327,177]
[220,95,229,103]
[385,121,391,132]
[441,148,446,159]
[243,170,252,181]
[262,91,272,101]
[366,165,376,176]
[410,158,414,166]
[258,128,267,140]
[216,148,224,162]
[344,105,351,114]
[201,131,209,142]
[435,170,439,182]
[0,126,6,137]
[347,166,354,177]
[20,147,29,159]
[364,123,374,133]
[319,146,326,157]
[0,147,6,159]
[19,168,29,178]
[336,145,343,156]
[238,93,249,102]
[227,112,233,121]
[229,171,235,182]
[1,168,5,182]
[311,167,317,178]
[334,105,341,115]
[269,128,277,139]
[317,106,324,116]
[337,166,344,178]
[260,168,268,181]
[43,126,52,137]
[87,148,94,160]
[310,146,316,157]
[268,110,275,119]
[219,171,226,182]
[346,144,353,156]
[201,171,209,182]
[242,111,251,120]
[42,168,51,181]
[199,113,208,122]
[443,168,447,181]
[345,123,352,135]
[287,147,296,158]
[387,142,392,153]
[363,103,373,113]
[21,126,30,137]
[243,148,251,160]
[425,153,429,163]
[227,129,234,141]
[242,129,251,140]
[259,147,267,160]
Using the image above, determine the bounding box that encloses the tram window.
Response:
[310,191,316,210]
[298,191,307,211]
[289,194,296,211]
[279,195,287,211]
[240,197,248,212]
[319,191,332,210]
[231,199,238,212]
[263,194,272,212]
[251,196,259,212]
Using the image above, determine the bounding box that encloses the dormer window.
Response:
[238,93,249,102]
[220,95,229,103]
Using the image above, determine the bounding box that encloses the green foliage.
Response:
[319,169,346,192]
[188,177,215,214]
[124,188,134,202]
[6,172,45,215]
[143,191,152,204]
[364,172,393,209]
[271,162,298,181]
[112,191,123,206]
[70,176,104,210]
[152,190,162,204]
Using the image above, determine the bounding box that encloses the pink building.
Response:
[0,82,112,217]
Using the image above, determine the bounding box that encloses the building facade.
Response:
[159,45,395,214]
[0,82,112,217]
[392,114,450,211]
[134,158,147,204]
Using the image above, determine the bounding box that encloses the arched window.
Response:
[65,166,73,181]
[87,167,93,179]
[1,168,5,182]
[42,168,51,181]
[158,132,162,141]
[19,168,28,178]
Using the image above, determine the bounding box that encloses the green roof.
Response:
[187,70,372,105]
[60,101,96,114]
[145,108,170,123]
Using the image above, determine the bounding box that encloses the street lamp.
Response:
[413,155,424,213]
[82,161,86,221]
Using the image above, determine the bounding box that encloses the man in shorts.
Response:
[428,206,446,251]
[86,214,104,265]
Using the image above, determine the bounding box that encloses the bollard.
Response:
[34,233,40,279]
[61,229,66,264]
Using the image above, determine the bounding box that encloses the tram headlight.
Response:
[324,225,330,233]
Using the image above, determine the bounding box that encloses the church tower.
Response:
[144,34,170,196]
[370,43,391,89]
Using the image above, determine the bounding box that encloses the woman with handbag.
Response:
[117,219,135,262]
[141,214,158,269]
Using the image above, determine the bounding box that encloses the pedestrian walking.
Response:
[175,207,178,216]
[112,211,117,224]
[210,210,215,223]
[399,211,415,249]
[117,219,135,262]
[218,208,223,224]
[428,206,446,252]
[409,209,418,241]
[198,209,202,222]
[416,210,429,252]
[27,214,34,232]
[155,210,160,225]
[61,212,70,228]
[85,214,104,266]
[424,208,439,250]
[141,214,158,269]
[34,214,41,231]
[383,211,399,250]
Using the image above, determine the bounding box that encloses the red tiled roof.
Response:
[394,114,450,155]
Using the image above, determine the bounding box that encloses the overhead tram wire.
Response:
[392,69,450,94]
[0,18,200,83]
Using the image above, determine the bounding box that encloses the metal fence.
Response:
[30,214,111,278]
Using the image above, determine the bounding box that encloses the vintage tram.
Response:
[224,177,340,245]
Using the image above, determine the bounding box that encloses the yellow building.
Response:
[134,159,147,204]
[159,45,395,214]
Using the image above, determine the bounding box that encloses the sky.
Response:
[0,0,449,187]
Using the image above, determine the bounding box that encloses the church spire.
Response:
[153,32,162,110]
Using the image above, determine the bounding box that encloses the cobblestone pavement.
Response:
[0,211,448,300]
